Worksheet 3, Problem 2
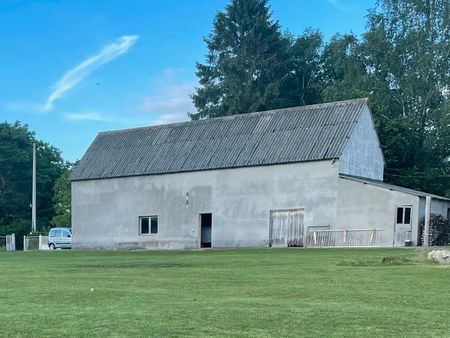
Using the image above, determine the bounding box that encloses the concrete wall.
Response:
[339,106,384,180]
[72,160,339,249]
[430,199,450,219]
[336,177,420,246]
[419,197,450,221]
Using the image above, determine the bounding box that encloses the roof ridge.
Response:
[98,98,369,136]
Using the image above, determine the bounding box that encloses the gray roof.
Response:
[340,174,450,201]
[71,98,368,181]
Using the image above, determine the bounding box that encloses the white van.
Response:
[48,227,72,250]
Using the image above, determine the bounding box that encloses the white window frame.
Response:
[139,215,158,235]
[395,206,412,225]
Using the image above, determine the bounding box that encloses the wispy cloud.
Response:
[327,0,347,12]
[44,35,138,111]
[63,111,148,125]
[64,112,112,122]
[135,68,196,125]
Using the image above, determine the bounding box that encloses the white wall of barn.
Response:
[339,106,385,181]
[71,160,340,249]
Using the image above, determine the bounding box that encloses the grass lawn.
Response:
[0,248,449,337]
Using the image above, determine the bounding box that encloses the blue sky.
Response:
[0,0,375,162]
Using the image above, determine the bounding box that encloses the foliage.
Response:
[51,167,72,227]
[0,121,66,238]
[284,29,324,106]
[320,33,368,102]
[419,214,450,246]
[193,0,450,197]
[362,0,450,196]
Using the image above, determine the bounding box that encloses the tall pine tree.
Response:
[191,0,291,119]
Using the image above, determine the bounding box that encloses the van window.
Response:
[53,230,62,237]
[62,230,71,238]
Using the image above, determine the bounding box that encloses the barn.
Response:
[70,99,450,249]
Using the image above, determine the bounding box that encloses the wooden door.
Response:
[269,209,304,247]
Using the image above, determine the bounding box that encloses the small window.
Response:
[404,208,411,224]
[139,216,158,235]
[62,230,71,238]
[396,206,412,225]
[53,230,62,237]
[396,208,403,224]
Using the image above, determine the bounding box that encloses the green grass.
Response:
[0,248,449,337]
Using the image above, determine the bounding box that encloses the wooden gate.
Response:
[269,209,304,247]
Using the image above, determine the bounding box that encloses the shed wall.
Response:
[419,197,450,221]
[336,177,420,246]
[72,161,339,249]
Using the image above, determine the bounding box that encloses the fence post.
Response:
[424,196,431,247]
[12,234,15,251]
[313,231,317,246]
[39,235,42,250]
[23,235,26,251]
[343,230,348,244]
[370,229,375,245]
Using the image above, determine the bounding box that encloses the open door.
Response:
[199,213,212,248]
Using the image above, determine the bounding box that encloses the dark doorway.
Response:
[200,213,212,248]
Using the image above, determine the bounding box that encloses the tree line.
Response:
[0,122,71,240]
[191,0,450,197]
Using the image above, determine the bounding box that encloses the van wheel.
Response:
[49,243,55,250]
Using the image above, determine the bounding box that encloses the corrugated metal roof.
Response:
[71,98,368,181]
[340,174,450,201]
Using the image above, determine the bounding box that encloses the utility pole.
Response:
[31,143,36,233]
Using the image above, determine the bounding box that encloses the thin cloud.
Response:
[44,35,138,111]
[64,112,112,122]
[135,68,196,126]
[138,83,195,125]
[64,111,147,125]
[327,0,347,12]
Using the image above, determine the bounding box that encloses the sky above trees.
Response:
[0,0,374,162]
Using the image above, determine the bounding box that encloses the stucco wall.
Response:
[418,197,450,221]
[339,106,384,180]
[72,160,339,249]
[336,177,420,246]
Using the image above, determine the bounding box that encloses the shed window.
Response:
[396,206,412,225]
[139,216,158,235]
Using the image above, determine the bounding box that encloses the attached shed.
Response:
[337,175,450,246]
[70,98,449,249]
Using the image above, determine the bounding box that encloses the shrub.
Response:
[419,214,450,246]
